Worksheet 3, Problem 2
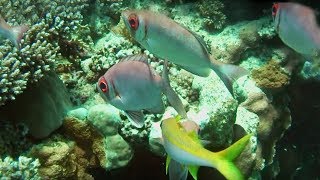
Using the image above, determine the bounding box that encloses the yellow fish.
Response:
[161,116,252,180]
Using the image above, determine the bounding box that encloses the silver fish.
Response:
[97,54,186,128]
[272,2,320,57]
[0,15,28,48]
[121,10,247,95]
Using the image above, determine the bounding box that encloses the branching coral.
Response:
[196,0,227,31]
[0,0,89,106]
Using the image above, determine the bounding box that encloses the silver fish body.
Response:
[273,2,320,56]
[122,10,212,76]
[97,54,186,128]
[121,10,247,94]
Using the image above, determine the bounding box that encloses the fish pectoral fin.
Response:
[166,155,171,174]
[162,61,187,118]
[168,159,188,180]
[187,165,199,180]
[124,110,145,128]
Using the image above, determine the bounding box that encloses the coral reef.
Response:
[0,156,41,179]
[235,76,292,178]
[80,33,140,82]
[119,115,153,147]
[87,104,121,137]
[67,105,134,170]
[196,0,227,31]
[0,72,72,139]
[0,0,89,106]
[0,0,301,178]
[0,119,31,158]
[192,72,238,148]
[211,17,276,64]
[251,60,290,90]
[29,136,95,179]
[299,61,320,80]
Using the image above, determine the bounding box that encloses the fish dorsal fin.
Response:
[188,165,199,180]
[120,53,149,64]
[166,155,171,174]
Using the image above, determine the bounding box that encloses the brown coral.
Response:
[29,117,106,179]
[241,92,292,168]
[251,60,290,89]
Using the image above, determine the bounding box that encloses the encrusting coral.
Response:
[251,60,290,89]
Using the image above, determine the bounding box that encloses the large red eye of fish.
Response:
[128,14,139,30]
[272,3,279,17]
[99,77,108,93]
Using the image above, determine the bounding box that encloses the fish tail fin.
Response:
[11,25,29,48]
[211,134,252,180]
[210,59,248,96]
[162,61,187,118]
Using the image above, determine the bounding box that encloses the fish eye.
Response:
[128,14,139,30]
[272,3,279,17]
[99,77,108,93]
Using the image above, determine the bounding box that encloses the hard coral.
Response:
[196,0,227,31]
[251,60,290,89]
[0,0,90,106]
[0,156,41,180]
[29,135,96,180]
[0,119,31,158]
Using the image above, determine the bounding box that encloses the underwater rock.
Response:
[148,120,165,156]
[67,107,88,121]
[236,76,292,177]
[103,134,133,170]
[87,104,121,136]
[0,156,41,179]
[0,72,72,139]
[192,71,238,148]
[64,111,133,170]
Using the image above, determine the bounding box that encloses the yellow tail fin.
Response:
[213,134,252,180]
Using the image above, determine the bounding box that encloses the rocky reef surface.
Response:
[0,0,319,179]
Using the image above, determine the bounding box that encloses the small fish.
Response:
[168,119,200,180]
[272,2,320,57]
[97,54,186,128]
[161,116,252,180]
[0,15,29,48]
[121,10,247,95]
